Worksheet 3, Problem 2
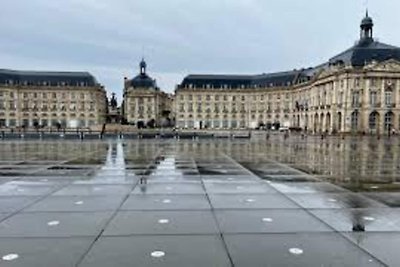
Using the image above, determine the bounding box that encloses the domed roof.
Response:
[131,73,156,88]
[361,11,373,27]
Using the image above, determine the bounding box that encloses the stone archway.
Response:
[320,113,325,133]
[325,113,331,133]
[369,111,380,132]
[314,113,319,133]
[337,112,342,132]
[351,111,359,132]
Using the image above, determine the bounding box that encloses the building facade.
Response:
[0,70,107,129]
[175,13,400,134]
[123,60,173,128]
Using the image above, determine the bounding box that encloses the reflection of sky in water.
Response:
[91,141,127,182]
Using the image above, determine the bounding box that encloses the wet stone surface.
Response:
[0,137,399,266]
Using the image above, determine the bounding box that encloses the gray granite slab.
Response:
[78,235,231,267]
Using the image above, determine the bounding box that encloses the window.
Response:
[351,111,359,130]
[385,91,392,107]
[385,112,394,131]
[352,91,360,108]
[369,112,379,130]
[370,91,377,106]
[371,78,378,87]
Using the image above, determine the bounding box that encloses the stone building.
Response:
[123,59,173,128]
[0,70,107,129]
[175,12,400,134]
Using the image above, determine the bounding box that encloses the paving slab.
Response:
[25,195,126,212]
[215,209,332,233]
[53,184,132,196]
[224,233,384,267]
[344,232,400,267]
[286,193,388,209]
[104,210,219,235]
[78,235,231,267]
[310,208,400,232]
[270,182,348,194]
[0,211,114,237]
[120,194,212,210]
[204,181,277,194]
[362,192,400,207]
[0,196,40,213]
[73,176,138,185]
[0,182,61,196]
[131,183,205,195]
[0,237,94,267]
[208,194,300,209]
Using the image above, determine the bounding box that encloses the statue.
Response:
[110,93,118,109]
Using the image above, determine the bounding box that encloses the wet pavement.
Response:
[0,135,399,266]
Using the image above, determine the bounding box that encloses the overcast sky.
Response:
[1,0,399,101]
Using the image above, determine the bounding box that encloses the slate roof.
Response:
[328,39,400,67]
[0,69,98,87]
[130,73,157,88]
[180,70,311,89]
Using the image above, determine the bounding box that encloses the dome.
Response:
[361,12,373,28]
[130,73,156,88]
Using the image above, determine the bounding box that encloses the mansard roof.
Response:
[0,69,99,87]
[180,70,311,89]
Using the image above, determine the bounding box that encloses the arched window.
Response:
[369,111,379,130]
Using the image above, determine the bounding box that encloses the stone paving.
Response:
[0,136,398,266]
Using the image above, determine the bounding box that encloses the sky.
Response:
[1,0,399,102]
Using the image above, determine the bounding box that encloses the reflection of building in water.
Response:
[175,13,400,134]
[0,70,107,128]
